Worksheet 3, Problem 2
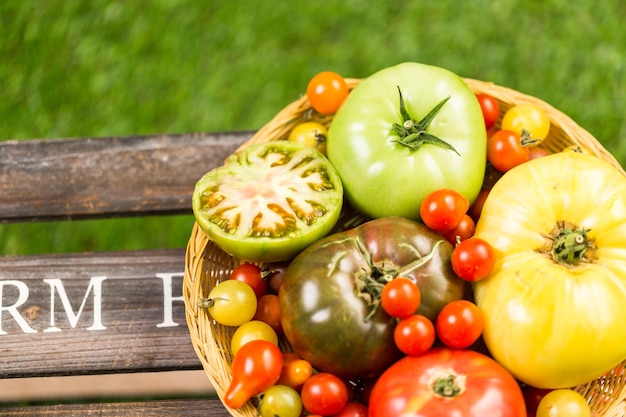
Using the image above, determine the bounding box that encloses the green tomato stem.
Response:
[542,221,597,266]
[197,296,229,309]
[353,238,445,321]
[430,370,466,398]
[391,87,460,156]
[519,129,542,147]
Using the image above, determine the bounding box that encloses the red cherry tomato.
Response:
[381,277,421,319]
[475,93,500,130]
[301,372,349,416]
[230,263,267,298]
[420,188,470,232]
[263,261,289,294]
[224,339,283,409]
[330,401,368,417]
[528,146,551,160]
[436,300,484,349]
[487,129,529,173]
[252,293,283,336]
[306,71,349,115]
[451,237,496,281]
[442,214,475,245]
[394,314,436,356]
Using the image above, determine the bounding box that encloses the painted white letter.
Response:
[43,276,107,332]
[0,280,37,334]
[155,272,184,328]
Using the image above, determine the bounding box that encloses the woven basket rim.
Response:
[184,77,626,417]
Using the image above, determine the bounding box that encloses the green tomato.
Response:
[259,385,303,417]
[327,62,486,220]
[192,141,343,262]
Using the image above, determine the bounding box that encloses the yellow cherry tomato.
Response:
[563,144,592,155]
[474,152,626,388]
[536,389,591,417]
[501,103,550,142]
[203,280,257,327]
[231,320,278,356]
[288,121,328,155]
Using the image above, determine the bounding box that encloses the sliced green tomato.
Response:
[192,141,343,262]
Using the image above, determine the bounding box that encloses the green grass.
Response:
[1,0,625,255]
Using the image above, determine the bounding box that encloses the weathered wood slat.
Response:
[0,248,202,378]
[0,398,231,416]
[0,131,252,223]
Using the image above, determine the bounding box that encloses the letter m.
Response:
[43,276,107,332]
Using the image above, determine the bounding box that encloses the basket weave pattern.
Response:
[184,78,626,417]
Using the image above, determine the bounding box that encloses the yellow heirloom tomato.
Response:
[473,151,626,389]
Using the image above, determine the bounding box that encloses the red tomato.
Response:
[369,348,526,417]
[442,214,475,245]
[230,263,266,298]
[301,372,349,416]
[252,293,283,336]
[487,129,529,172]
[436,300,483,349]
[330,401,368,417]
[394,314,436,356]
[475,93,500,130]
[224,339,283,409]
[451,237,495,281]
[306,71,349,115]
[381,277,421,319]
[420,188,470,232]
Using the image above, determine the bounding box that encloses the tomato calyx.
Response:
[349,237,446,320]
[197,297,220,308]
[519,129,542,148]
[429,368,466,398]
[541,220,597,266]
[391,87,460,156]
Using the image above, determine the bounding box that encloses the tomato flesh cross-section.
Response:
[192,141,343,262]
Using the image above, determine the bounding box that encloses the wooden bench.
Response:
[0,131,253,415]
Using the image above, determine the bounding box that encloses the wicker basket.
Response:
[184,77,626,417]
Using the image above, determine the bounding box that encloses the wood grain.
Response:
[0,398,232,416]
[0,131,251,222]
[0,249,201,378]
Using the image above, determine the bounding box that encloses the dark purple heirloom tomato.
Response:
[279,217,464,379]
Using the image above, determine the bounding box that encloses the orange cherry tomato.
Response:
[306,71,349,115]
[277,352,314,390]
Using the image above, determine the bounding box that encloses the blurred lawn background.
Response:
[1,0,624,255]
